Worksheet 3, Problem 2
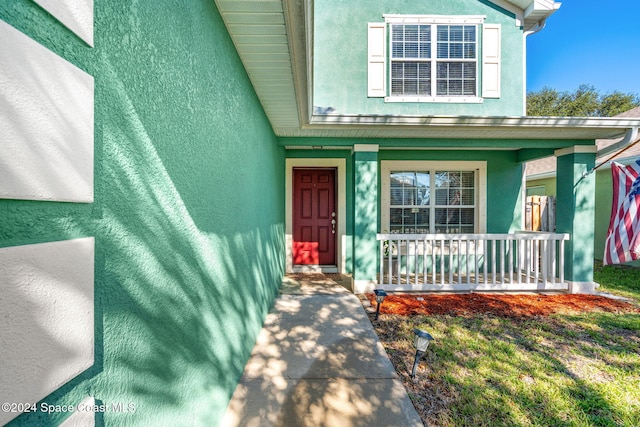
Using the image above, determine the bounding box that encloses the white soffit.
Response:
[0,21,94,202]
[0,238,95,426]
[33,0,94,47]
[214,0,305,129]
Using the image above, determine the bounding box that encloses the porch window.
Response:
[382,161,486,234]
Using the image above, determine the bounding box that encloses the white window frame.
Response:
[384,15,484,103]
[381,160,487,233]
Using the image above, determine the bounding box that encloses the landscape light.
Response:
[411,328,434,378]
[373,289,387,320]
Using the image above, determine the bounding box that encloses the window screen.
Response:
[390,23,477,98]
[389,170,476,233]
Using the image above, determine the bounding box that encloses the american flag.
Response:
[604,160,640,265]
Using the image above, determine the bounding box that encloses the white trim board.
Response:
[285,158,347,273]
[380,160,488,234]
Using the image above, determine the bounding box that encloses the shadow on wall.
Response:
[354,158,378,278]
[8,45,284,427]
[571,189,595,283]
[88,56,284,426]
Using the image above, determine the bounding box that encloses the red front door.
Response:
[293,168,336,265]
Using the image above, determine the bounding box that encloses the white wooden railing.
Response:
[377,232,570,291]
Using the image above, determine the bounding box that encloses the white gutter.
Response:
[524,19,546,37]
[597,127,639,158]
[581,127,639,177]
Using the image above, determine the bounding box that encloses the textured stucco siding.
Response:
[0,0,284,426]
[313,0,525,116]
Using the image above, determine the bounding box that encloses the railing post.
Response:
[559,238,565,285]
[379,238,384,285]
[550,238,557,285]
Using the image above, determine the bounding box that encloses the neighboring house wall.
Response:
[313,0,525,116]
[0,1,284,426]
[527,163,640,267]
[526,177,557,196]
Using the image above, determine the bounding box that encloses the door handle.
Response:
[331,219,336,234]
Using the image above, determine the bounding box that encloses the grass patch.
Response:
[376,313,640,426]
[371,266,640,426]
[594,261,640,304]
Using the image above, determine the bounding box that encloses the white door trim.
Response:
[286,158,347,273]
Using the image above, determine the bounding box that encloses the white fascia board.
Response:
[526,170,557,180]
[310,114,640,129]
[353,144,379,153]
[554,145,597,157]
[384,15,486,24]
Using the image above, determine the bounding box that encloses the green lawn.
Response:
[374,265,640,427]
[595,262,640,304]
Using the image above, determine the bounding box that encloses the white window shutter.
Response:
[482,24,501,98]
[368,22,386,97]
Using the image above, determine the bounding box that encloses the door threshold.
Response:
[292,265,338,273]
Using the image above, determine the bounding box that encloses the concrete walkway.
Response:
[221,274,423,427]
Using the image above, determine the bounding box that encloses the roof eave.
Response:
[523,0,561,31]
[270,114,640,140]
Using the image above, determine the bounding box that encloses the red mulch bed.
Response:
[365,293,640,318]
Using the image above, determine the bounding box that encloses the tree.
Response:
[599,91,640,117]
[526,84,640,117]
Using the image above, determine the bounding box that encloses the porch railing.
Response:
[377,232,570,291]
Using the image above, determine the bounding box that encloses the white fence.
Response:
[377,232,570,291]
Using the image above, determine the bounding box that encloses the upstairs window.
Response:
[390,24,477,98]
[368,16,501,102]
[390,24,432,96]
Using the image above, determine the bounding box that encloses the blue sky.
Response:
[526,1,640,95]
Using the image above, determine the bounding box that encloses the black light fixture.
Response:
[411,328,434,378]
[373,289,387,320]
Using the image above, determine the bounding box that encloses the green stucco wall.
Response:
[353,151,380,281]
[1,1,284,425]
[314,0,525,116]
[556,153,596,283]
